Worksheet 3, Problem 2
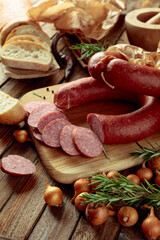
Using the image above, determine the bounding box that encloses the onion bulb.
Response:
[141,206,160,240]
[74,192,89,211]
[136,162,153,183]
[117,206,139,227]
[71,178,90,203]
[154,175,160,186]
[148,156,160,172]
[85,203,116,226]
[126,174,141,185]
[106,170,119,180]
[44,178,63,207]
[13,130,32,143]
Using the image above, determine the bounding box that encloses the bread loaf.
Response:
[4,34,51,52]
[5,24,51,46]
[0,40,52,72]
[0,90,27,125]
[0,0,34,45]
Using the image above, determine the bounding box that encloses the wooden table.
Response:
[0,0,160,239]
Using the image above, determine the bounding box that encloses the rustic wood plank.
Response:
[0,141,38,210]
[28,184,80,240]
[0,150,47,239]
[71,215,120,240]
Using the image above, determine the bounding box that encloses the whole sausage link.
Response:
[104,58,160,97]
[87,95,160,144]
[54,77,141,110]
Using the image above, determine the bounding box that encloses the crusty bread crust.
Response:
[5,24,51,46]
[0,91,27,125]
[4,34,51,52]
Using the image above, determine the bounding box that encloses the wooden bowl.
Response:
[125,8,160,51]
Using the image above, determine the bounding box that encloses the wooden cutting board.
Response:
[20,84,160,184]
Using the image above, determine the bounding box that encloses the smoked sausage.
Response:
[72,127,103,158]
[87,95,160,144]
[104,58,160,97]
[1,155,36,175]
[60,124,81,156]
[54,77,140,110]
[88,51,127,81]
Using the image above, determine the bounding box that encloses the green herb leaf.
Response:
[70,41,110,60]
[130,140,160,162]
[81,173,160,208]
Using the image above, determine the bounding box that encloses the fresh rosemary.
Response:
[70,41,110,60]
[130,140,160,162]
[82,173,160,208]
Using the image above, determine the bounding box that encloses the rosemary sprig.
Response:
[70,41,110,60]
[130,140,160,162]
[82,173,160,208]
[32,92,42,98]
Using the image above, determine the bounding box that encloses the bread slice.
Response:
[0,40,53,72]
[4,34,51,52]
[0,90,27,125]
[5,24,51,46]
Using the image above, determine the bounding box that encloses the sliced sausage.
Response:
[87,95,160,144]
[32,128,43,141]
[60,125,81,156]
[54,77,140,110]
[24,101,48,114]
[28,103,60,128]
[37,111,68,133]
[104,58,160,97]
[42,118,71,147]
[72,127,103,158]
[1,155,36,175]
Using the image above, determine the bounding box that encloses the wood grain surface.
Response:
[0,0,160,239]
[20,84,160,184]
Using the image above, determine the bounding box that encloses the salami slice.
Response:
[37,111,68,133]
[60,125,81,156]
[72,127,103,158]
[32,128,43,141]
[24,101,48,114]
[28,103,60,128]
[1,155,36,175]
[42,118,71,147]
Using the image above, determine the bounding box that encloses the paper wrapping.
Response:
[27,0,126,40]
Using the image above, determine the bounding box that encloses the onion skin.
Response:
[154,175,160,186]
[44,178,63,207]
[141,207,160,240]
[106,170,119,180]
[71,178,90,203]
[126,174,141,185]
[136,162,153,183]
[148,156,160,173]
[85,203,116,226]
[74,192,89,211]
[13,130,32,143]
[117,206,139,227]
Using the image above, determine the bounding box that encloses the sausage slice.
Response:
[1,155,36,175]
[37,111,68,133]
[42,118,71,147]
[28,103,60,128]
[72,127,103,158]
[60,125,81,156]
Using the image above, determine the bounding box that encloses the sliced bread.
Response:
[4,34,51,52]
[0,90,27,125]
[1,40,52,72]
[5,24,51,46]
